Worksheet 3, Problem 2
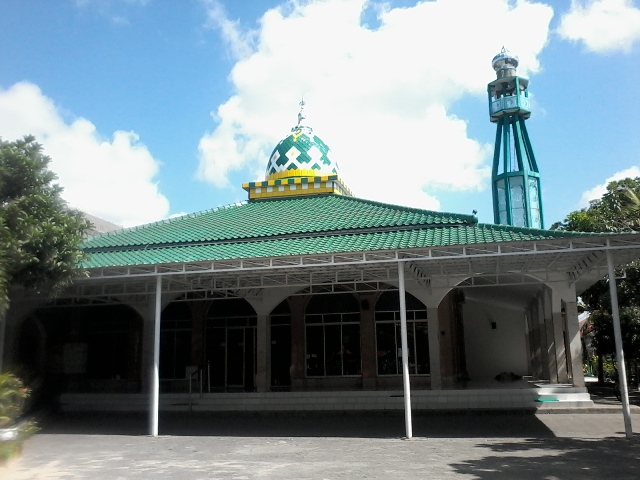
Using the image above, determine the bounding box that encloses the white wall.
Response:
[462,297,528,381]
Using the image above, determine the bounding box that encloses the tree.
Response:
[553,177,640,384]
[0,136,90,317]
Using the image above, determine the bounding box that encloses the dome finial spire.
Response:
[297,95,306,127]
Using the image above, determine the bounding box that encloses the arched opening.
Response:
[18,304,142,398]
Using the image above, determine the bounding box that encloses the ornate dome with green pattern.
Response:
[243,100,352,200]
[265,103,339,181]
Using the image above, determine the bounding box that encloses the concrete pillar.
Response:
[138,298,157,394]
[427,307,442,390]
[552,311,568,383]
[542,291,558,383]
[536,299,550,381]
[529,310,542,379]
[189,301,209,369]
[256,314,269,393]
[564,300,585,387]
[359,293,378,390]
[288,296,307,390]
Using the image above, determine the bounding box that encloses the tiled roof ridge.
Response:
[331,195,478,222]
[475,222,609,237]
[84,221,473,254]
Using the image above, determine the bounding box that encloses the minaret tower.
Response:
[489,48,543,228]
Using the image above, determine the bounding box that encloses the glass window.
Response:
[497,179,507,224]
[305,293,361,377]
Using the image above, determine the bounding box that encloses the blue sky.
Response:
[1,0,640,227]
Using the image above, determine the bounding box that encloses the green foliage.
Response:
[553,177,640,233]
[0,373,28,428]
[0,136,90,312]
[0,373,37,464]
[554,177,640,369]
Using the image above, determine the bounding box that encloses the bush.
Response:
[0,373,37,464]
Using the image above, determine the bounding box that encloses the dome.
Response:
[265,125,339,180]
[492,48,519,80]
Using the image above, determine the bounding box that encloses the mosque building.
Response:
[3,51,640,436]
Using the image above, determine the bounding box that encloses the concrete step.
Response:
[60,388,596,413]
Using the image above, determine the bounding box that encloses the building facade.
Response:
[3,103,640,433]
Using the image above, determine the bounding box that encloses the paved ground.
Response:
[2,382,640,480]
[3,409,640,480]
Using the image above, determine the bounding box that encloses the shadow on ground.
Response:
[450,436,640,480]
[588,382,640,406]
[37,410,555,439]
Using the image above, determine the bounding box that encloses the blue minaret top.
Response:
[488,47,531,122]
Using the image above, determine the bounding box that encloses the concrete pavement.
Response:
[3,411,640,479]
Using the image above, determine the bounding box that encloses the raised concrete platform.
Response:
[59,385,595,413]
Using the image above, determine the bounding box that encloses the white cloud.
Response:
[579,166,640,206]
[0,82,170,227]
[558,0,640,53]
[202,0,256,59]
[198,0,553,210]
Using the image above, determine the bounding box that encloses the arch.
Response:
[17,303,143,397]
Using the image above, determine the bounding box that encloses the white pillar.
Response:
[550,287,569,383]
[536,300,550,381]
[398,262,412,439]
[150,276,161,437]
[606,250,633,439]
[564,301,585,387]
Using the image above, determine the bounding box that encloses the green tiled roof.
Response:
[84,195,475,249]
[82,194,586,269]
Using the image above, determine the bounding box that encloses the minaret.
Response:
[489,48,543,228]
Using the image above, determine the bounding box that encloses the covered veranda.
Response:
[4,232,640,437]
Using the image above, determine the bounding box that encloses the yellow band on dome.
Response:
[266,169,324,181]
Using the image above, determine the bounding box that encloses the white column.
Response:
[606,249,633,439]
[564,301,585,387]
[536,300,550,381]
[550,288,569,383]
[150,276,162,437]
[426,307,441,389]
[398,262,412,439]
